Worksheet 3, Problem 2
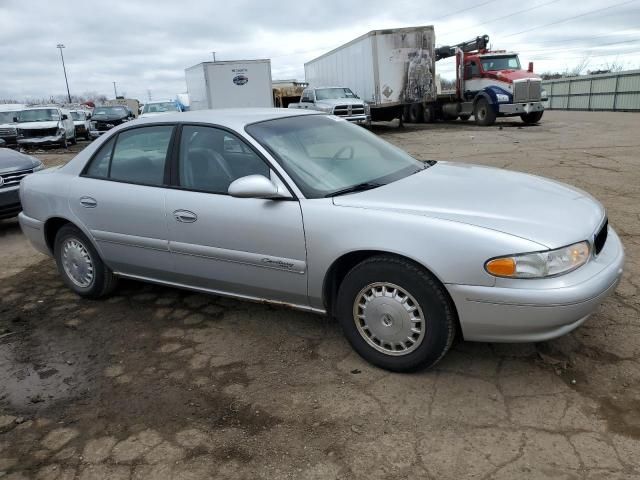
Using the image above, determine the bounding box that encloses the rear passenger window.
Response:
[85,137,114,178]
[109,126,173,185]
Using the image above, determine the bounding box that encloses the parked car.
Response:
[15,106,76,148]
[139,100,182,119]
[70,110,92,140]
[18,109,624,371]
[89,106,135,138]
[0,105,24,147]
[0,146,43,218]
[289,87,370,123]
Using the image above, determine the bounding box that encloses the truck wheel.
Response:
[423,104,435,123]
[336,255,456,372]
[521,111,544,124]
[407,103,424,123]
[474,98,497,126]
[458,114,471,122]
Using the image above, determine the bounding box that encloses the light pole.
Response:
[56,44,72,103]
[113,81,118,98]
[211,51,216,61]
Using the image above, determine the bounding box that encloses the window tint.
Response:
[179,126,269,194]
[85,137,115,178]
[109,126,173,185]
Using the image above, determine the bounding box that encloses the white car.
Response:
[70,110,92,141]
[139,100,182,119]
[16,106,76,148]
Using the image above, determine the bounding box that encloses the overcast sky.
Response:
[1,0,639,102]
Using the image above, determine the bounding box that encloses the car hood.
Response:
[139,112,173,118]
[16,121,59,129]
[0,148,40,173]
[332,162,605,249]
[317,98,365,107]
[92,115,126,122]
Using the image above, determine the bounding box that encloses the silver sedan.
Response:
[18,109,624,371]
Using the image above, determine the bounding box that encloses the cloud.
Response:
[0,0,638,102]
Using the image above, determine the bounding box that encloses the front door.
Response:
[165,125,308,306]
[69,125,175,279]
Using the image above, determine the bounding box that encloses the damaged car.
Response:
[16,107,76,148]
[70,110,92,141]
[89,106,134,138]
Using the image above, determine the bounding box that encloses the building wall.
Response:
[542,69,640,112]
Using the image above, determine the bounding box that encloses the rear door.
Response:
[164,124,308,306]
[69,125,175,279]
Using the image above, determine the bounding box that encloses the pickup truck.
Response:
[288,87,370,123]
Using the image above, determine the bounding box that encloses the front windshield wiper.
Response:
[325,182,384,198]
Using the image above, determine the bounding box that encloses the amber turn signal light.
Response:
[485,257,516,277]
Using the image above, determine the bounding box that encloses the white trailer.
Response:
[305,26,436,122]
[185,59,274,110]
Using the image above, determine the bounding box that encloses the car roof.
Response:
[133,108,322,130]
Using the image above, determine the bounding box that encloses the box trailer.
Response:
[185,59,274,110]
[304,26,436,122]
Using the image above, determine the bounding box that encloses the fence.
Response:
[542,69,640,112]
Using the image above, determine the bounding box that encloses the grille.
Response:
[0,168,33,189]
[95,120,121,131]
[333,104,366,116]
[20,127,58,138]
[594,219,608,255]
[512,79,542,103]
[0,127,17,137]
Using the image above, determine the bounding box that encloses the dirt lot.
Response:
[1,112,639,479]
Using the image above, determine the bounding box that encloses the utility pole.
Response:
[113,82,118,99]
[211,51,216,61]
[56,44,72,103]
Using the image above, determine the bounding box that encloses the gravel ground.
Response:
[0,111,639,479]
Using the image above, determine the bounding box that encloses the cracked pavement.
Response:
[0,111,639,479]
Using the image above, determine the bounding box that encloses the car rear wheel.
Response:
[54,224,117,298]
[336,255,456,372]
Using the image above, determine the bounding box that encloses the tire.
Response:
[407,103,424,124]
[85,131,91,141]
[520,111,544,124]
[70,134,77,145]
[423,104,435,123]
[336,255,456,372]
[458,114,471,122]
[54,224,118,298]
[474,98,497,126]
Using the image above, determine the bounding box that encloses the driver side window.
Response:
[469,61,479,77]
[178,126,270,194]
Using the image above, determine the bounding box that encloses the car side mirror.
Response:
[61,114,68,120]
[13,116,18,122]
[228,175,289,199]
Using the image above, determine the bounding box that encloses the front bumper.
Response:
[18,134,64,147]
[499,102,544,115]
[448,228,624,342]
[89,130,107,139]
[0,135,18,146]
[341,114,370,123]
[0,186,22,219]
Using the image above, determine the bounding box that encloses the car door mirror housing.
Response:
[61,114,68,120]
[228,175,289,199]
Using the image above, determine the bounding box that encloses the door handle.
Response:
[79,196,97,208]
[173,209,197,223]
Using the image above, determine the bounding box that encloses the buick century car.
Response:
[18,109,624,371]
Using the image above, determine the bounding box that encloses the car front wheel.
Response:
[54,224,117,298]
[336,255,456,372]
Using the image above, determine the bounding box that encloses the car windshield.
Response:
[70,111,85,120]
[17,109,60,123]
[481,55,521,71]
[315,88,358,100]
[143,102,179,113]
[246,115,426,198]
[0,112,17,123]
[93,107,127,116]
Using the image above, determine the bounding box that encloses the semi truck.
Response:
[185,59,274,110]
[304,26,544,126]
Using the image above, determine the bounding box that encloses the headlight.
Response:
[485,241,590,278]
[57,128,65,136]
[90,121,97,129]
[496,93,510,103]
[32,161,44,171]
